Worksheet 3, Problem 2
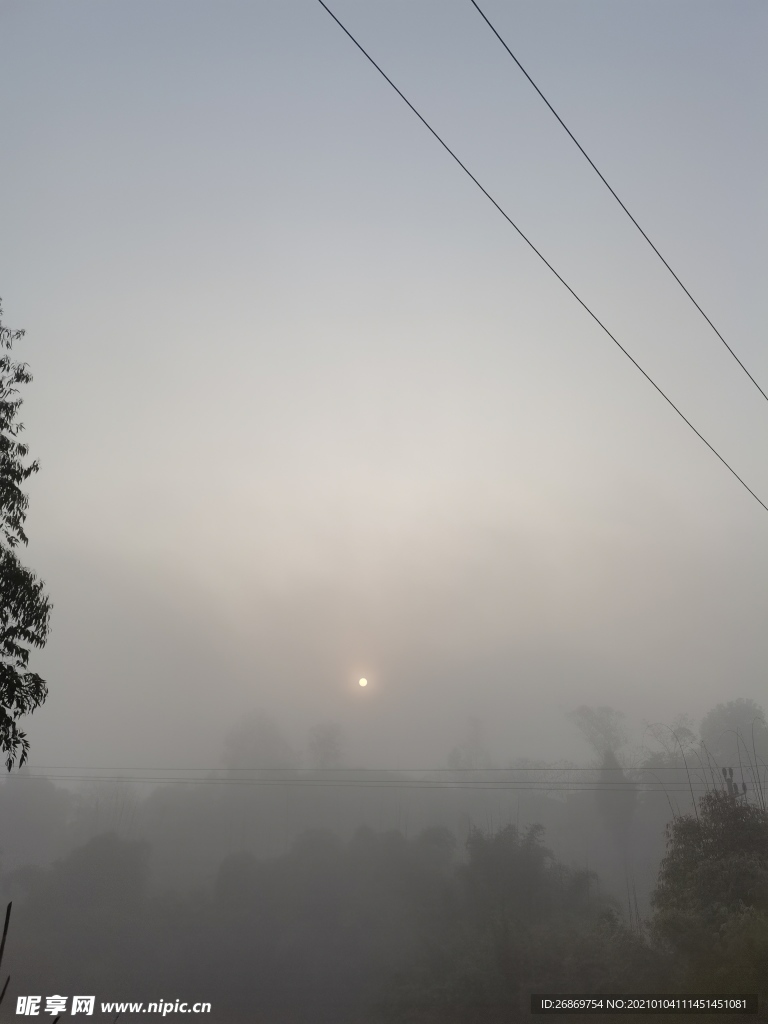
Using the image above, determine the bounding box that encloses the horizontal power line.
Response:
[468,0,768,405]
[6,774,736,793]
[21,764,736,773]
[315,0,768,516]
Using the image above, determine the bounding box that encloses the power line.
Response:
[10,774,704,786]
[5,772,716,793]
[12,765,740,786]
[315,0,768,516]
[21,764,724,773]
[468,0,768,405]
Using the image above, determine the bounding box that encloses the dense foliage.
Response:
[652,790,768,996]
[0,302,51,770]
[382,823,663,1022]
[3,823,667,1023]
[3,703,767,1019]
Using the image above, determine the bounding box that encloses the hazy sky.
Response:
[1,0,766,769]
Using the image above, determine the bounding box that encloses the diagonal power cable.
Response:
[315,0,768,515]
[468,0,768,404]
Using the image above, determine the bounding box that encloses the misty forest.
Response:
[2,1,768,1021]
[2,697,768,1021]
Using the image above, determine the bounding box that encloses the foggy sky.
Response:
[1,0,766,770]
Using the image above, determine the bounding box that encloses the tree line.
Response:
[2,772,766,1023]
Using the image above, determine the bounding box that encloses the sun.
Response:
[358,678,368,687]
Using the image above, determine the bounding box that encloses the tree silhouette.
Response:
[0,302,51,770]
[699,698,767,770]
[652,789,768,994]
[307,721,346,769]
[569,706,638,853]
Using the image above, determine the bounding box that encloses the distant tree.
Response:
[569,706,638,853]
[568,705,627,759]
[699,698,768,772]
[641,715,697,770]
[0,303,51,771]
[222,711,295,771]
[385,822,663,1020]
[6,833,152,996]
[595,748,638,856]
[447,717,495,771]
[307,721,346,769]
